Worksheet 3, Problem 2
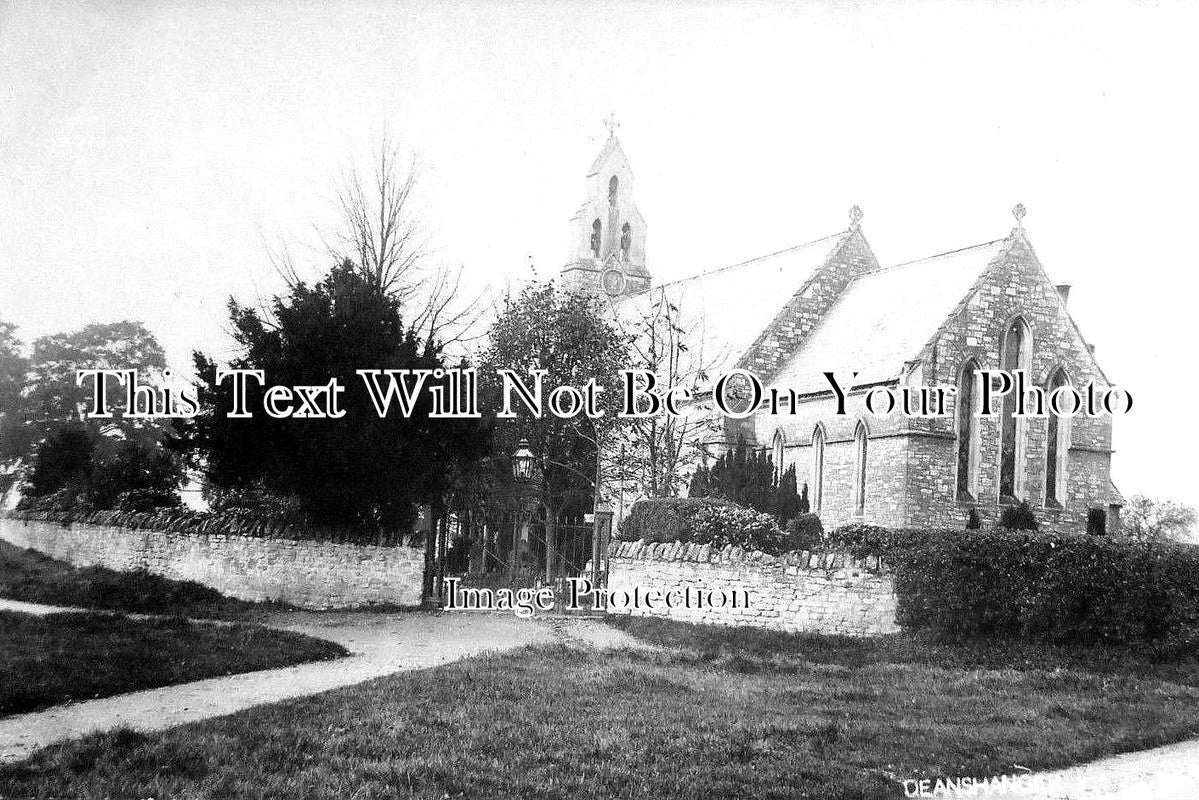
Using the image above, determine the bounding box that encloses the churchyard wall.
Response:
[606,539,898,636]
[0,513,424,609]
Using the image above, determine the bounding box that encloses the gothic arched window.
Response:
[1045,367,1070,507]
[590,219,602,258]
[853,422,868,515]
[956,359,980,500]
[608,175,619,205]
[811,426,826,514]
[999,317,1031,501]
[620,223,632,260]
[772,430,785,483]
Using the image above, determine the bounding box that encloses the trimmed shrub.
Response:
[965,509,982,530]
[782,513,824,552]
[889,527,1199,654]
[998,500,1038,530]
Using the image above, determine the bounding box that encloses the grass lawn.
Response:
[0,540,277,620]
[4,618,1199,799]
[0,610,347,718]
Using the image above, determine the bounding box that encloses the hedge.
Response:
[884,528,1199,654]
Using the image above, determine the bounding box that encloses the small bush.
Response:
[782,513,824,552]
[114,489,182,513]
[966,509,982,530]
[689,504,787,554]
[999,500,1038,530]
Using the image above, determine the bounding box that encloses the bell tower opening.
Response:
[559,127,651,297]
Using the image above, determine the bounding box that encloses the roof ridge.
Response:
[868,237,1008,276]
[651,231,846,291]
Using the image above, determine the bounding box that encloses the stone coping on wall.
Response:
[3,508,422,547]
[608,539,889,574]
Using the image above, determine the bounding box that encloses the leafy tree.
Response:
[1123,495,1197,543]
[178,260,488,536]
[700,438,804,525]
[4,320,183,509]
[24,425,94,498]
[478,281,629,578]
[20,423,180,512]
[0,321,30,496]
[25,321,171,450]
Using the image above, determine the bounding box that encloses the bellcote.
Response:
[561,134,651,297]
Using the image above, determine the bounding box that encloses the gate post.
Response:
[591,501,613,605]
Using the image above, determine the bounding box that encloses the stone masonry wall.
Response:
[606,540,898,636]
[746,231,1117,537]
[739,225,880,380]
[0,515,425,609]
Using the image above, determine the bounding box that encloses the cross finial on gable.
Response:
[603,112,620,140]
[849,205,864,229]
[1012,203,1027,227]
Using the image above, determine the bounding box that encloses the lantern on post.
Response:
[509,439,537,582]
[591,498,614,595]
[511,439,536,481]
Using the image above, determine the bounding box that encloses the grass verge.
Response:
[0,610,347,718]
[0,540,279,620]
[4,619,1199,798]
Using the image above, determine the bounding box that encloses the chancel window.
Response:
[1045,368,1070,507]
[590,219,602,258]
[999,318,1030,500]
[608,175,619,205]
[956,359,980,500]
[621,223,632,260]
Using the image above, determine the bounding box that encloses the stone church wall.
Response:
[905,235,1117,534]
[0,515,425,609]
[740,226,879,378]
[607,540,898,636]
[748,235,1116,537]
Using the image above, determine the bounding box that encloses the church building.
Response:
[561,133,1123,536]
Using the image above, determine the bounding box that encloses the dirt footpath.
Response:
[0,608,639,764]
[980,738,1199,800]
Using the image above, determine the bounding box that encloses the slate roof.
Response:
[769,238,1010,394]
[609,233,848,374]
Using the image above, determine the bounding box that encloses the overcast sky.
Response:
[2,1,1196,509]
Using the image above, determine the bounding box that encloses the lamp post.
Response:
[510,439,536,583]
[591,498,613,598]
